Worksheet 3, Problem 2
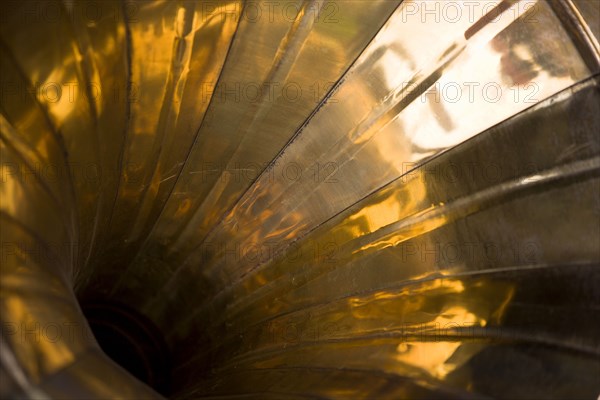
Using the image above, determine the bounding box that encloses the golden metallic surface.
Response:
[166,0,590,297]
[107,0,401,300]
[1,1,599,399]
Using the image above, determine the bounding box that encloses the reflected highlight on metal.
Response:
[1,0,599,399]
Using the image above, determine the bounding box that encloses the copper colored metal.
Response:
[1,1,599,399]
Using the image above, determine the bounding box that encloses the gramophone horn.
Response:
[1,0,599,398]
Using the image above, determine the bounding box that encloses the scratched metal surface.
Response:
[1,1,599,399]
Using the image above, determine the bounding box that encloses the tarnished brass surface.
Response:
[1,1,599,399]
